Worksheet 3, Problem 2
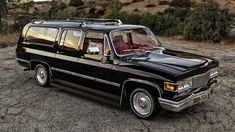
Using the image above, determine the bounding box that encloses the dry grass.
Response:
[0,32,20,48]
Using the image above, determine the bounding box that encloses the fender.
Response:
[30,60,53,82]
[120,78,163,107]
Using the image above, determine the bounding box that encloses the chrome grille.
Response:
[192,72,210,88]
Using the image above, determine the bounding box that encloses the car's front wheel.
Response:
[35,64,50,86]
[130,88,158,119]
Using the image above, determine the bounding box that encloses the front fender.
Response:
[120,78,163,108]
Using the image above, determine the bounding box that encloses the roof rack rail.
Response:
[31,20,45,24]
[75,18,122,24]
[31,18,123,26]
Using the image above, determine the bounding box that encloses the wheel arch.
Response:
[30,60,53,77]
[120,78,163,108]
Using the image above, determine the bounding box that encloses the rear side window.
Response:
[59,29,82,51]
[25,27,58,45]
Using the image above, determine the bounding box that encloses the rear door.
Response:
[52,28,82,83]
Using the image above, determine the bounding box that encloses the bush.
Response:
[164,8,191,21]
[103,9,183,36]
[170,0,191,8]
[184,3,234,42]
[69,0,83,7]
[100,0,122,12]
[103,9,127,22]
[56,8,77,19]
[140,13,183,36]
[103,9,141,25]
[12,16,32,31]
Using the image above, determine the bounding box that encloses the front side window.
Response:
[111,28,160,56]
[25,27,58,45]
[60,29,82,51]
[82,31,106,61]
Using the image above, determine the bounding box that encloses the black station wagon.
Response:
[16,19,219,118]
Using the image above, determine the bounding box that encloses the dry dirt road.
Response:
[0,38,235,132]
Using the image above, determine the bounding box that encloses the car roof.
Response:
[28,20,146,32]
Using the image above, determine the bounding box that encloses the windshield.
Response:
[111,28,161,56]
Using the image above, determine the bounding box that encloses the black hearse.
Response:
[16,19,219,118]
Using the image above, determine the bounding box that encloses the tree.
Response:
[0,0,7,35]
[184,3,234,42]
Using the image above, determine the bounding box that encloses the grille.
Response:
[192,72,210,88]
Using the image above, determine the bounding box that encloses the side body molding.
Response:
[120,78,163,107]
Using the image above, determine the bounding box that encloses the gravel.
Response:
[0,38,234,132]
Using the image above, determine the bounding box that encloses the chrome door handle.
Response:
[56,51,63,54]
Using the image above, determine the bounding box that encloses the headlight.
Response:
[210,68,218,78]
[177,78,192,92]
[164,78,192,92]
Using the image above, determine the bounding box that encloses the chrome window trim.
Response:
[58,28,83,51]
[80,30,105,52]
[24,26,60,48]
[108,27,162,58]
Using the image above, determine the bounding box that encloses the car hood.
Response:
[132,50,207,70]
[120,49,214,80]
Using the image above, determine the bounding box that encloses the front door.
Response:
[77,31,120,96]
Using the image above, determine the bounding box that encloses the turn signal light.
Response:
[164,83,176,91]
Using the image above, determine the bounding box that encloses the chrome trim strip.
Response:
[79,58,113,69]
[24,48,55,58]
[24,48,79,63]
[51,67,121,87]
[16,58,30,63]
[55,54,78,63]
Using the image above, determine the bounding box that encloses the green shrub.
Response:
[103,9,141,25]
[140,13,183,36]
[12,16,32,31]
[170,0,191,8]
[184,3,234,42]
[164,8,191,21]
[56,8,77,19]
[100,0,122,12]
[69,0,83,7]
[103,9,127,22]
[103,9,183,36]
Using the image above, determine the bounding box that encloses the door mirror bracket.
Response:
[102,53,114,64]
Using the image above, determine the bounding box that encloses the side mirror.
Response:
[102,52,114,64]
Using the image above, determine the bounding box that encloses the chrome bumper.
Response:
[158,83,218,112]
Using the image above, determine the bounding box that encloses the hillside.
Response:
[55,0,235,14]
[2,0,235,45]
[10,0,235,16]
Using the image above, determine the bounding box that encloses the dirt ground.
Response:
[0,38,235,132]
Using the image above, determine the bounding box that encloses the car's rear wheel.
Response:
[130,88,158,119]
[35,64,50,86]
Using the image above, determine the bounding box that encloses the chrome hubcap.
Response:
[36,67,47,84]
[133,92,152,116]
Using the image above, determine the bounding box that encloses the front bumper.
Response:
[158,82,218,112]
